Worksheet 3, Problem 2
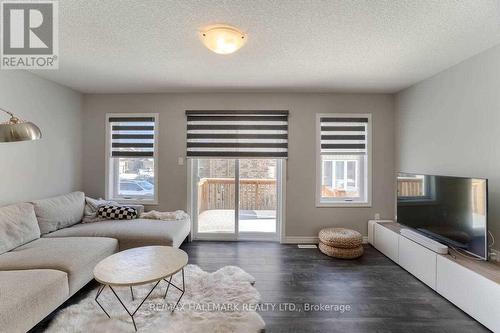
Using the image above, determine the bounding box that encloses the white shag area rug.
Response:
[46,265,265,333]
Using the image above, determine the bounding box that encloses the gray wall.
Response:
[396,44,500,251]
[82,93,394,239]
[0,71,83,205]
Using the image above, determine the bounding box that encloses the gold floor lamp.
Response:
[0,107,42,142]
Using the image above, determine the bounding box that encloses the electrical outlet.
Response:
[178,157,184,166]
[374,213,380,220]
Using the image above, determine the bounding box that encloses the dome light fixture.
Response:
[199,24,247,55]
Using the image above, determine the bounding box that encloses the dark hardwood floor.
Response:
[33,241,489,333]
[182,241,489,333]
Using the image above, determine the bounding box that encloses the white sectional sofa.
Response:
[0,192,190,333]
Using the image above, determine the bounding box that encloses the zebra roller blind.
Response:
[186,110,289,158]
[108,115,156,157]
[319,115,369,155]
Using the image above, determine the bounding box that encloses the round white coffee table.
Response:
[93,246,188,331]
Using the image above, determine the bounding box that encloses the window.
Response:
[106,114,158,204]
[316,114,371,206]
[323,159,359,192]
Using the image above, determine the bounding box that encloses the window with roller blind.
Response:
[105,113,159,204]
[316,113,372,206]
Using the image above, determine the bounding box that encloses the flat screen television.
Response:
[397,173,488,260]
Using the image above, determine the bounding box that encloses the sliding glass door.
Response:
[196,159,236,235]
[192,158,281,241]
[186,109,288,241]
[238,159,277,234]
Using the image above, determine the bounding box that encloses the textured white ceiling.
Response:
[31,0,500,93]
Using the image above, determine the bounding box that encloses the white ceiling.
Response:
[32,0,500,94]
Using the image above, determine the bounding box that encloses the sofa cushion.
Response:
[32,191,85,234]
[0,203,40,255]
[0,269,69,333]
[44,218,190,250]
[0,237,118,295]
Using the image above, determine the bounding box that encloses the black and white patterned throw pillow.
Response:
[97,205,138,220]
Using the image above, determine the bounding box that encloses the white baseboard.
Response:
[282,236,369,244]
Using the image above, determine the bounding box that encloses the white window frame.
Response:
[105,113,159,205]
[324,159,359,191]
[315,113,372,207]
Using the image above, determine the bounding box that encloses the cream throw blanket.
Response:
[140,210,189,221]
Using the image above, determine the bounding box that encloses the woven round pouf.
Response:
[318,228,363,249]
[319,242,364,259]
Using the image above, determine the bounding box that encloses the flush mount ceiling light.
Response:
[199,24,247,55]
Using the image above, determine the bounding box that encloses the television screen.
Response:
[397,173,487,259]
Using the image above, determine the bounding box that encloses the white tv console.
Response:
[368,220,500,332]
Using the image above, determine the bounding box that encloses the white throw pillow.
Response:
[0,203,40,255]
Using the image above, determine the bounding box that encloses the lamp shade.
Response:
[0,121,42,142]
